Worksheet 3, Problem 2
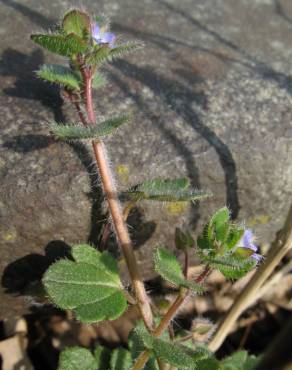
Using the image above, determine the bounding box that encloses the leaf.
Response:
[154,247,203,292]
[58,347,96,370]
[175,227,194,250]
[50,115,130,140]
[209,207,230,244]
[43,245,127,323]
[110,348,132,370]
[226,226,244,250]
[62,10,91,38]
[221,350,258,370]
[134,327,216,370]
[210,255,256,279]
[86,41,142,66]
[36,64,81,90]
[94,346,111,370]
[126,178,211,202]
[129,323,159,370]
[31,33,88,57]
[197,224,213,251]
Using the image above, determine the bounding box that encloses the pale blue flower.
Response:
[92,23,116,48]
[241,229,262,262]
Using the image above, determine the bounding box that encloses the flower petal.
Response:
[100,32,116,47]
[251,253,263,262]
[243,229,253,248]
[92,23,100,39]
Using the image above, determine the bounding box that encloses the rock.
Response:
[0,0,291,318]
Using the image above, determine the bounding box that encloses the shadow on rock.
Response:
[1,240,71,296]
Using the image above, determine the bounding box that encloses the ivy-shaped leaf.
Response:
[36,64,81,90]
[43,244,127,323]
[31,33,88,57]
[58,347,96,370]
[50,115,130,140]
[62,10,91,39]
[125,178,211,202]
[154,247,203,292]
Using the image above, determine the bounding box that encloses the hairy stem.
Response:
[208,206,292,352]
[79,66,153,331]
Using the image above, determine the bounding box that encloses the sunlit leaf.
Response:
[43,245,127,323]
[50,115,130,140]
[31,33,88,57]
[126,178,211,202]
[154,247,203,292]
[62,9,91,38]
[36,64,81,90]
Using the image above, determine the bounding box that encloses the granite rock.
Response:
[0,0,291,318]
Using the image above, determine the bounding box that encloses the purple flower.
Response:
[241,229,262,262]
[92,23,116,48]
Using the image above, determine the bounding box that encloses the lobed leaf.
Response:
[43,245,127,323]
[58,347,96,370]
[125,178,211,202]
[50,115,130,140]
[62,9,91,38]
[31,33,88,57]
[154,247,203,292]
[36,64,81,90]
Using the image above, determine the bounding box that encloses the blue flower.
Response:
[92,23,116,48]
[241,229,262,262]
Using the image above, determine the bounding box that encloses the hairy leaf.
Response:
[36,64,81,90]
[134,327,217,369]
[126,178,211,202]
[94,346,111,370]
[209,255,256,279]
[110,348,132,370]
[31,33,88,57]
[221,350,258,370]
[62,10,91,38]
[129,323,159,370]
[50,115,130,140]
[43,245,127,323]
[209,207,230,244]
[58,347,96,370]
[86,41,142,65]
[154,247,203,292]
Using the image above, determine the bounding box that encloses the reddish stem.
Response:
[77,64,154,331]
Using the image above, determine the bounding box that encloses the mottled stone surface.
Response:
[0,0,291,318]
